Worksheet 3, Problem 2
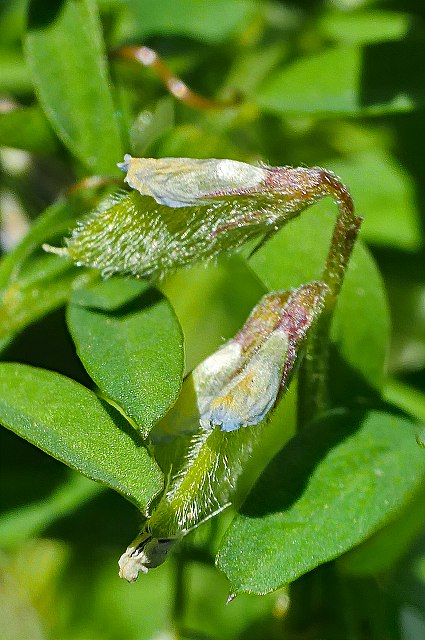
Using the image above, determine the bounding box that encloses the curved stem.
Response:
[297,170,362,429]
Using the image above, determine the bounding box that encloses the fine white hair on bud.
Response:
[50,157,356,282]
[119,156,266,208]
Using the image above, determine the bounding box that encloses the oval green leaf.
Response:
[25,0,122,172]
[217,410,425,594]
[0,254,83,345]
[0,363,163,512]
[256,43,425,116]
[67,278,184,436]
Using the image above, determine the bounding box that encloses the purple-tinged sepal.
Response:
[193,281,329,433]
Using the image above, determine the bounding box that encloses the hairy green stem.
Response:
[297,171,362,429]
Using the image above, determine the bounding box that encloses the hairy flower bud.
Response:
[118,155,265,207]
[45,156,354,281]
[154,281,329,440]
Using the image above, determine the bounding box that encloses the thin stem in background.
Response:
[113,46,241,111]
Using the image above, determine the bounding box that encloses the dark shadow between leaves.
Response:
[74,285,163,318]
[328,344,383,410]
[360,39,425,110]
[27,0,67,29]
[239,408,368,518]
[98,397,146,449]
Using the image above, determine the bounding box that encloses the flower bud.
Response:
[118,155,265,207]
[198,282,329,432]
[45,157,352,281]
[153,281,329,440]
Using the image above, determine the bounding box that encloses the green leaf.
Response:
[0,556,46,640]
[339,484,425,577]
[0,363,163,511]
[0,52,32,93]
[0,254,84,344]
[0,473,103,550]
[217,410,425,595]
[67,278,184,435]
[326,151,422,251]
[162,256,266,374]
[0,105,57,154]
[25,0,122,172]
[130,97,174,156]
[247,201,390,390]
[319,10,411,46]
[125,0,256,44]
[256,42,425,116]
[0,199,77,290]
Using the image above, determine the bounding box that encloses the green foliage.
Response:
[217,410,425,594]
[256,43,425,116]
[0,363,163,510]
[1,0,425,638]
[25,0,123,172]
[67,277,184,435]
[248,202,390,390]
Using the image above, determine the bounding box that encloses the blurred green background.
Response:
[1,0,425,638]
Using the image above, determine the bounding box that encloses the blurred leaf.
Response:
[384,378,425,424]
[0,106,57,154]
[0,556,46,640]
[67,278,184,435]
[130,97,174,156]
[386,273,425,374]
[161,256,265,374]
[0,473,103,550]
[319,10,411,45]
[0,0,27,49]
[248,201,390,390]
[25,0,122,172]
[156,123,242,159]
[7,538,70,633]
[257,42,425,116]
[0,52,32,93]
[223,43,286,97]
[0,254,84,346]
[0,198,83,291]
[326,151,422,251]
[217,410,425,595]
[125,0,257,44]
[184,562,281,640]
[0,363,163,511]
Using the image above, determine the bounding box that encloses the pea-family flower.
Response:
[197,281,330,431]
[119,281,329,580]
[45,156,354,281]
